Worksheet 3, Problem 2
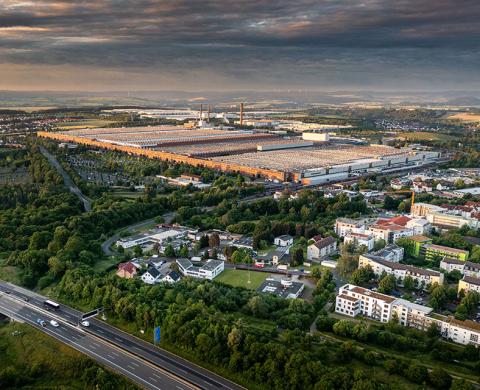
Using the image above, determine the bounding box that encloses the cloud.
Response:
[0,0,479,90]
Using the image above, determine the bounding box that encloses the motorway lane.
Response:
[0,293,194,390]
[0,281,244,390]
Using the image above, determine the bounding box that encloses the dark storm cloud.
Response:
[1,0,479,90]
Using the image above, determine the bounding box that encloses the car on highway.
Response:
[36,318,47,327]
[50,320,59,327]
[81,320,90,327]
[22,296,29,302]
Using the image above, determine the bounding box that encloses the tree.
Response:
[349,266,374,286]
[164,244,176,258]
[290,247,304,267]
[373,239,386,251]
[337,244,359,277]
[133,245,143,257]
[403,275,415,291]
[378,274,396,294]
[179,245,189,258]
[428,368,452,389]
[208,233,220,248]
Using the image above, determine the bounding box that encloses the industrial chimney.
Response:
[240,102,244,126]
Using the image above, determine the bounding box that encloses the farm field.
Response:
[397,131,455,142]
[215,269,268,290]
[447,112,480,122]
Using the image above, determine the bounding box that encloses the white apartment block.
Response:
[358,254,444,289]
[334,218,366,238]
[336,284,480,346]
[344,233,374,251]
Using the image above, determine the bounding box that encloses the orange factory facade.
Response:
[37,131,287,181]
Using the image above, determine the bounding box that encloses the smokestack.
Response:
[208,105,211,122]
[200,104,203,120]
[240,102,244,126]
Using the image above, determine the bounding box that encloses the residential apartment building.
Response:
[344,233,374,251]
[411,202,446,218]
[403,235,433,258]
[335,284,480,346]
[358,254,444,289]
[391,298,434,330]
[424,244,469,262]
[334,218,366,238]
[307,236,337,260]
[336,284,396,323]
[367,223,413,243]
[440,258,467,274]
[458,275,480,295]
[373,244,404,262]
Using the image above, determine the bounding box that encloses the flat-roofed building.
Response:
[334,218,366,238]
[176,258,224,280]
[257,279,304,299]
[336,284,397,323]
[424,244,469,262]
[391,298,434,330]
[344,233,374,251]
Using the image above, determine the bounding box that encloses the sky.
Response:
[0,0,479,92]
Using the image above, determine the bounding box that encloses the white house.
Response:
[406,218,431,235]
[274,235,293,247]
[307,237,337,260]
[176,258,224,280]
[161,270,182,284]
[344,233,374,251]
[141,267,162,284]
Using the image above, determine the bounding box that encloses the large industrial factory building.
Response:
[38,126,440,183]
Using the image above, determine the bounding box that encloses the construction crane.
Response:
[384,190,415,208]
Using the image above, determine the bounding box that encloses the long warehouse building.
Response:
[37,126,440,183]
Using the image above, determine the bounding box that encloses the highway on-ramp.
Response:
[0,281,244,390]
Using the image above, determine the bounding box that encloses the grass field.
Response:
[56,119,116,129]
[215,269,268,290]
[447,112,480,122]
[397,131,455,142]
[0,263,22,284]
[0,106,58,112]
[0,321,138,389]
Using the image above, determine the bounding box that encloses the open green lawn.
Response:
[215,269,268,290]
[0,321,138,389]
[397,131,455,142]
[0,262,22,284]
[93,256,121,273]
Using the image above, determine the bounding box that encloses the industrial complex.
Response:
[38,124,441,183]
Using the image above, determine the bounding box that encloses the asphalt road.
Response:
[0,292,193,390]
[101,211,177,256]
[0,281,244,390]
[39,146,92,212]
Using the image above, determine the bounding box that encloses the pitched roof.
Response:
[361,254,441,277]
[313,236,336,249]
[166,270,181,281]
[448,317,480,333]
[462,275,480,286]
[118,262,136,274]
[347,285,397,303]
[465,261,480,272]
[145,267,161,278]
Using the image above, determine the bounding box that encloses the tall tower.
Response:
[200,104,203,120]
[240,102,244,126]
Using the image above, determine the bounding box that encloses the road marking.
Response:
[149,376,158,382]
[114,337,123,342]
[107,354,116,359]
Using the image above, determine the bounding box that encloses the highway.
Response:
[0,281,244,390]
